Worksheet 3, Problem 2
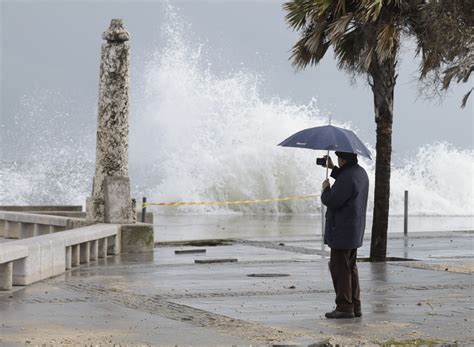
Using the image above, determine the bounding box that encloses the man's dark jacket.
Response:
[321,163,369,250]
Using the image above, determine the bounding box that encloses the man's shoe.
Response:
[354,310,362,317]
[325,310,355,319]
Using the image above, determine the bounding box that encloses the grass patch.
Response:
[376,338,446,346]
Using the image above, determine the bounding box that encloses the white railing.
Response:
[0,223,120,290]
[0,211,90,239]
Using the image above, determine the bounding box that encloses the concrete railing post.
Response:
[80,242,90,263]
[50,226,65,233]
[90,240,99,261]
[65,247,72,270]
[35,224,50,236]
[107,234,120,255]
[0,262,13,290]
[5,221,20,239]
[71,245,80,267]
[98,238,108,258]
[0,219,5,237]
[19,223,35,239]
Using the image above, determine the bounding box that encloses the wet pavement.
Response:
[0,231,473,346]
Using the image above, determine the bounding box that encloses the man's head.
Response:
[335,151,358,167]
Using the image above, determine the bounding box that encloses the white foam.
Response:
[1,7,473,217]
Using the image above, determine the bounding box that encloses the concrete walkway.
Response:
[0,231,472,346]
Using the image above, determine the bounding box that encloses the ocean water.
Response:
[154,214,474,242]
[1,7,473,228]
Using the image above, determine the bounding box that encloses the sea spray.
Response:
[389,142,474,215]
[1,90,95,205]
[1,7,472,217]
[130,8,473,216]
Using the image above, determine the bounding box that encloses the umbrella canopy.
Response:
[278,125,372,159]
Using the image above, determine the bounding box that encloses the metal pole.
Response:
[131,198,136,222]
[404,190,408,236]
[141,197,147,223]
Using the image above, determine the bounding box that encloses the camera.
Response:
[316,157,327,166]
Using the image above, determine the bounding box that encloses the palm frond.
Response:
[375,24,399,63]
[290,35,330,69]
[364,47,375,71]
[334,28,367,73]
[315,0,333,15]
[361,0,383,22]
[461,88,472,108]
[283,0,313,31]
[334,0,347,17]
[306,21,328,53]
[327,13,354,45]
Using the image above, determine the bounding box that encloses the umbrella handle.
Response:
[325,150,330,179]
[325,114,331,180]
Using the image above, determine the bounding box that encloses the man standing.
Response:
[321,151,369,319]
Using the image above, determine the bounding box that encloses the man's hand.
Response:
[322,179,330,191]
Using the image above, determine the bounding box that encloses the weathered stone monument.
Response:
[87,19,133,224]
[85,19,154,254]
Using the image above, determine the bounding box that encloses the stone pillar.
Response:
[86,19,133,224]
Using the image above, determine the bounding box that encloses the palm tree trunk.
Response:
[369,59,397,261]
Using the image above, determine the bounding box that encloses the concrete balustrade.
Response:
[0,224,120,289]
[0,211,90,240]
[0,205,82,212]
[0,209,153,291]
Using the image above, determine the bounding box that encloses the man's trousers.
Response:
[329,248,361,313]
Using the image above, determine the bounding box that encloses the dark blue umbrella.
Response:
[278,125,372,159]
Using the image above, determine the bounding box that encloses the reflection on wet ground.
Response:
[1,230,473,345]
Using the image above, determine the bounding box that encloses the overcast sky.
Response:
[1,0,472,163]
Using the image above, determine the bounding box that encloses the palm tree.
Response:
[284,0,406,261]
[284,1,472,261]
